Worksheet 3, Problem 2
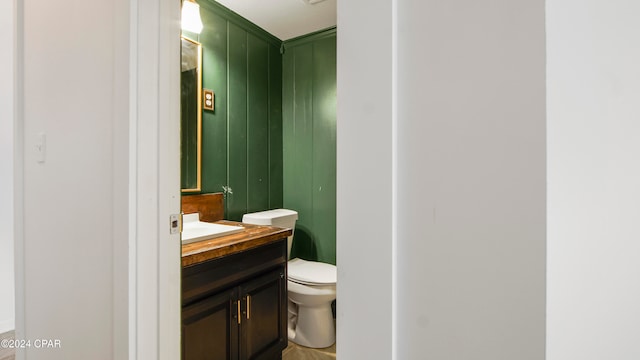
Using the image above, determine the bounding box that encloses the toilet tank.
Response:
[242,209,298,258]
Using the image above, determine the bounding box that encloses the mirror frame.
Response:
[181,36,202,193]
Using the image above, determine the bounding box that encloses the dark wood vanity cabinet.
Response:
[182,239,288,360]
[183,287,238,359]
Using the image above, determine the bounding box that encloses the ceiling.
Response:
[213,0,336,40]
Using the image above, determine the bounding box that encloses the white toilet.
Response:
[242,209,336,349]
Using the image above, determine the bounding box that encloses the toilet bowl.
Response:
[287,258,336,348]
[242,209,337,349]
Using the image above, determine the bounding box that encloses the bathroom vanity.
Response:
[181,220,292,360]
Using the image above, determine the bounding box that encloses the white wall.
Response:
[12,0,180,357]
[0,0,16,336]
[19,0,129,357]
[547,1,640,359]
[395,1,546,359]
[336,0,394,358]
[338,1,546,359]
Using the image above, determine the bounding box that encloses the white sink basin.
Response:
[182,213,244,244]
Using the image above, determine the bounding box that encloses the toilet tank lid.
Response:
[242,209,298,225]
[288,258,336,285]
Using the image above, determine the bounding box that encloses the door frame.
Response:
[128,0,181,358]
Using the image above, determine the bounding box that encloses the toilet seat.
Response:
[288,258,337,286]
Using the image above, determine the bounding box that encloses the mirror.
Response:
[181,36,202,192]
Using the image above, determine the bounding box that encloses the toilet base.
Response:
[288,303,335,348]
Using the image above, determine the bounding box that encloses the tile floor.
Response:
[282,341,336,360]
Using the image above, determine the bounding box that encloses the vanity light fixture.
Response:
[182,0,203,34]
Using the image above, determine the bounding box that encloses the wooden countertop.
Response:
[181,220,292,267]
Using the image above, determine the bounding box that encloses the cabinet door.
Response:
[239,267,287,360]
[182,288,240,360]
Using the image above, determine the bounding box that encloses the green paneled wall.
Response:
[195,1,283,220]
[282,29,337,265]
[184,2,336,264]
